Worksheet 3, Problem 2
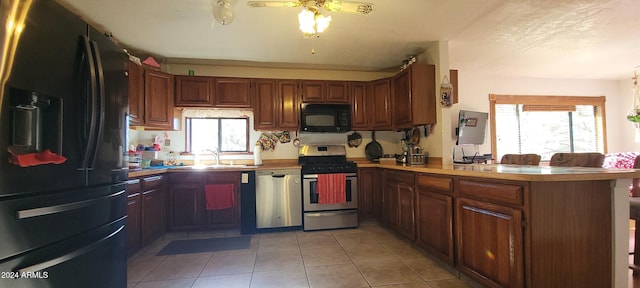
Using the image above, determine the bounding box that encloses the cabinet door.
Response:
[358,168,379,219]
[144,70,174,128]
[370,79,392,130]
[253,79,278,130]
[383,180,399,228]
[204,172,241,229]
[127,61,144,126]
[215,77,251,108]
[141,188,163,245]
[416,190,453,265]
[175,76,213,107]
[397,182,415,240]
[277,80,300,129]
[168,183,201,230]
[350,82,369,130]
[326,81,349,103]
[301,80,325,102]
[126,193,141,256]
[392,69,412,129]
[456,198,524,288]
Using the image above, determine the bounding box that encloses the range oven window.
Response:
[308,179,353,204]
[303,173,358,211]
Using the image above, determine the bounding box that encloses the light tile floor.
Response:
[127,220,475,288]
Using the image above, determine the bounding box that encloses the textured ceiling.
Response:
[57,0,640,79]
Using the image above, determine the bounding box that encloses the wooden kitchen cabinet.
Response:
[128,63,175,129]
[415,174,454,265]
[370,78,393,130]
[252,79,299,130]
[204,172,241,229]
[127,61,144,126]
[277,80,300,129]
[383,170,415,240]
[301,80,349,103]
[144,69,174,128]
[357,168,381,219]
[140,175,166,245]
[350,82,368,130]
[168,173,202,231]
[125,179,142,256]
[214,77,251,108]
[252,79,278,130]
[455,178,525,288]
[392,64,436,129]
[175,75,213,107]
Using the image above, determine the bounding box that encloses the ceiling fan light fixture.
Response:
[213,0,234,25]
[297,7,331,38]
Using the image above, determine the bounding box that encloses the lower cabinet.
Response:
[357,168,381,219]
[167,172,241,231]
[383,170,415,240]
[126,174,167,255]
[415,174,454,265]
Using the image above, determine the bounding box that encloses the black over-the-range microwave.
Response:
[300,103,351,133]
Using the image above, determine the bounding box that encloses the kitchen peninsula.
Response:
[128,163,639,288]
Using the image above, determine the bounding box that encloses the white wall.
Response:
[452,70,639,154]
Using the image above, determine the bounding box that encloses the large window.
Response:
[186,117,249,153]
[490,94,607,161]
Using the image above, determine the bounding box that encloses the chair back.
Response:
[549,152,605,167]
[500,154,541,165]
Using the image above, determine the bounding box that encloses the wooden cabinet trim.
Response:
[457,179,524,206]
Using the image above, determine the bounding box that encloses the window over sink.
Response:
[186,117,249,153]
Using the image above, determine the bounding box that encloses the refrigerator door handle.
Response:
[16,189,125,219]
[78,35,98,171]
[15,224,124,273]
[88,40,105,169]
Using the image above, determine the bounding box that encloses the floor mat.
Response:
[156,236,251,255]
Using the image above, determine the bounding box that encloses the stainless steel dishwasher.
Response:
[255,169,302,229]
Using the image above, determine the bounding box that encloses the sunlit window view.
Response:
[495,104,601,161]
[187,117,248,153]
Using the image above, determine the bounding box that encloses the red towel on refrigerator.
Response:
[205,184,234,210]
[317,173,346,204]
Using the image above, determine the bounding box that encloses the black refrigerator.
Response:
[0,0,128,287]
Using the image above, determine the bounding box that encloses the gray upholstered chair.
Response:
[499,154,541,165]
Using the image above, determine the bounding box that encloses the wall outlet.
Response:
[164,139,171,146]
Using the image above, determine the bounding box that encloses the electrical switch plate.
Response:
[164,139,171,146]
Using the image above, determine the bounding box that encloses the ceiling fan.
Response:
[247,0,374,37]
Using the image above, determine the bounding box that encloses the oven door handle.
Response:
[303,173,357,179]
[305,210,358,217]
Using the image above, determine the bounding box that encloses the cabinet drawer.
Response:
[142,175,164,190]
[169,173,202,184]
[205,171,240,183]
[457,179,524,205]
[126,179,141,195]
[386,170,414,185]
[416,174,452,194]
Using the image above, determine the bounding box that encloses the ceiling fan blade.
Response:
[322,0,374,15]
[247,1,302,8]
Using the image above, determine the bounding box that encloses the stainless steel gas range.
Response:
[298,145,358,231]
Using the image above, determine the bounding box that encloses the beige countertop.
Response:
[128,159,640,182]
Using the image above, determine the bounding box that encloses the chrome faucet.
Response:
[203,147,220,165]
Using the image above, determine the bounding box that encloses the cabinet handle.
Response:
[462,205,510,220]
[17,190,125,219]
[144,176,162,182]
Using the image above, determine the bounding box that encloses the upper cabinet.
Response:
[175,76,213,107]
[128,61,174,129]
[350,82,369,130]
[252,79,299,131]
[370,79,393,130]
[301,80,349,103]
[392,64,436,129]
[175,76,251,108]
[214,77,251,108]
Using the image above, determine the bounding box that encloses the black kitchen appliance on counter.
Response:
[0,0,128,287]
[298,145,358,231]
